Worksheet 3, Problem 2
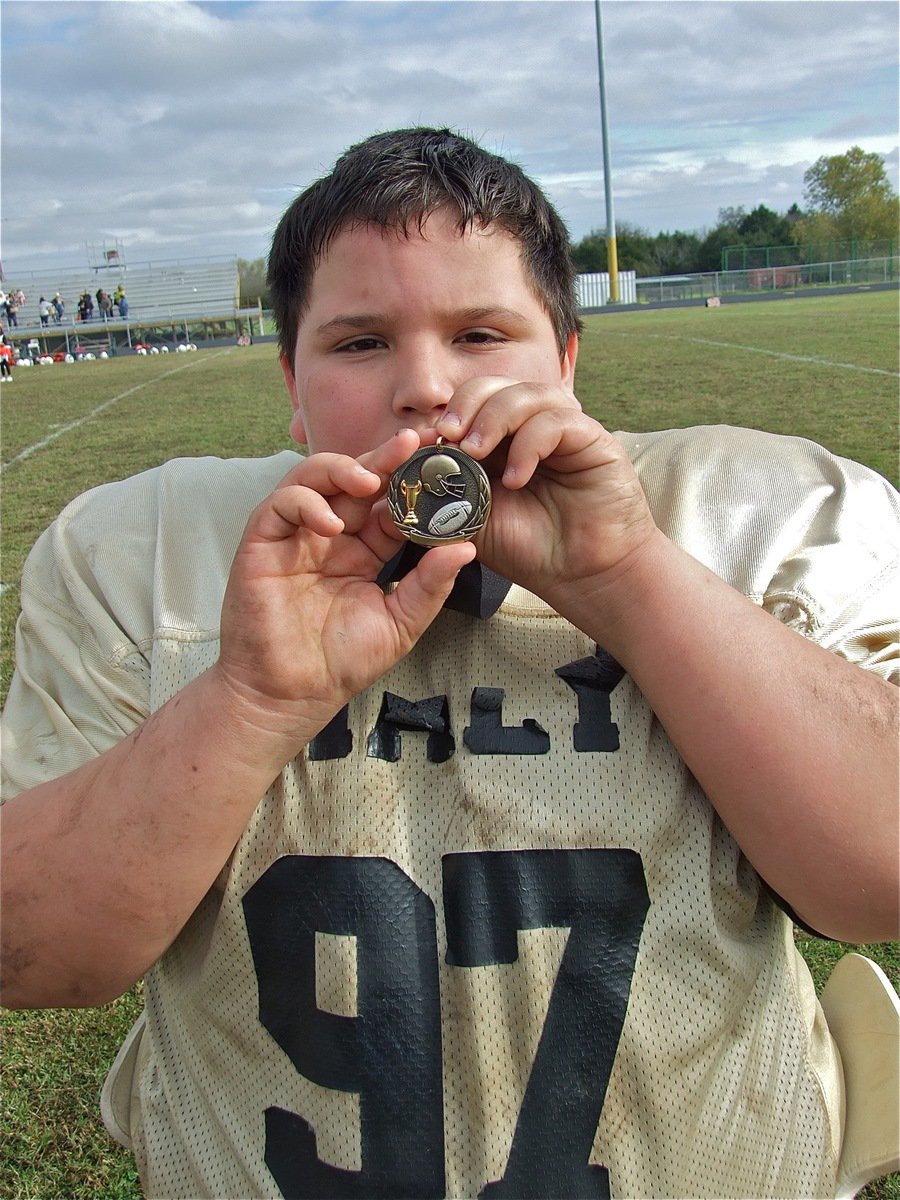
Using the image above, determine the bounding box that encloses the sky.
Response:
[1,0,897,274]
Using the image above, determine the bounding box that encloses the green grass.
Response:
[3,995,144,1200]
[578,291,900,487]
[2,291,898,1198]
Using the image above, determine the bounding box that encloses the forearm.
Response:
[555,531,899,943]
[0,666,320,1009]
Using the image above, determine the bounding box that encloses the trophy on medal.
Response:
[398,478,424,527]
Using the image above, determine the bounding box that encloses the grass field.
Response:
[2,289,898,1198]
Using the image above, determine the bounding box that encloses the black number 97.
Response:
[243,848,649,1199]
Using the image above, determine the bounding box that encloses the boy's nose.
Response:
[391,347,453,423]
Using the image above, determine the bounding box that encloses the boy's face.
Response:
[282,208,577,457]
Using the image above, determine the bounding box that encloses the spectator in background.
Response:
[4,294,19,328]
[117,289,129,319]
[78,292,94,322]
[52,293,65,324]
[99,291,113,321]
[0,335,14,380]
[38,297,51,327]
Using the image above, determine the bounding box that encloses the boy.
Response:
[2,127,898,1198]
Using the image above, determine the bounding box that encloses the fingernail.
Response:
[440,412,462,427]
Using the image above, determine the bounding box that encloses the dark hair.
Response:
[268,127,581,366]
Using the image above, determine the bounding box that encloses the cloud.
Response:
[2,0,897,270]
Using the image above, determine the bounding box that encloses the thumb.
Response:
[384,542,477,647]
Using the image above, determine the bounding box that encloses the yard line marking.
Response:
[1,349,234,474]
[604,331,899,377]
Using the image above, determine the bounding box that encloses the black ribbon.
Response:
[376,543,511,619]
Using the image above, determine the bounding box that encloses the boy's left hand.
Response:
[430,376,658,609]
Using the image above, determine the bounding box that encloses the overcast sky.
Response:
[2,0,897,274]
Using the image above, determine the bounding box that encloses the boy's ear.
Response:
[281,355,307,444]
[561,331,579,387]
[289,409,308,445]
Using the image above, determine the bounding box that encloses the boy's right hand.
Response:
[214,429,475,764]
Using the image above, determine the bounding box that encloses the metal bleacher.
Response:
[4,256,240,345]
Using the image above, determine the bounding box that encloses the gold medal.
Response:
[387,438,491,546]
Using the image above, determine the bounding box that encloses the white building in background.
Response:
[576,270,637,308]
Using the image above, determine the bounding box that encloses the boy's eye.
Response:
[458,330,507,345]
[335,336,385,353]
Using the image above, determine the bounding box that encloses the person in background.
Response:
[0,334,14,379]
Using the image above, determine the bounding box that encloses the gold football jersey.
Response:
[4,427,897,1198]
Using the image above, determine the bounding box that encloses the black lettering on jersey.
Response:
[243,856,445,1198]
[555,651,626,752]
[244,850,648,1200]
[308,706,353,761]
[463,687,551,755]
[445,849,648,1198]
[366,693,454,763]
[307,655,629,762]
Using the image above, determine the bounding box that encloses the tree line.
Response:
[239,146,898,302]
[571,146,897,277]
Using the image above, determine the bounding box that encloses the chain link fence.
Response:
[633,256,899,305]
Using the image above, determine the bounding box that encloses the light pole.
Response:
[595,0,619,302]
